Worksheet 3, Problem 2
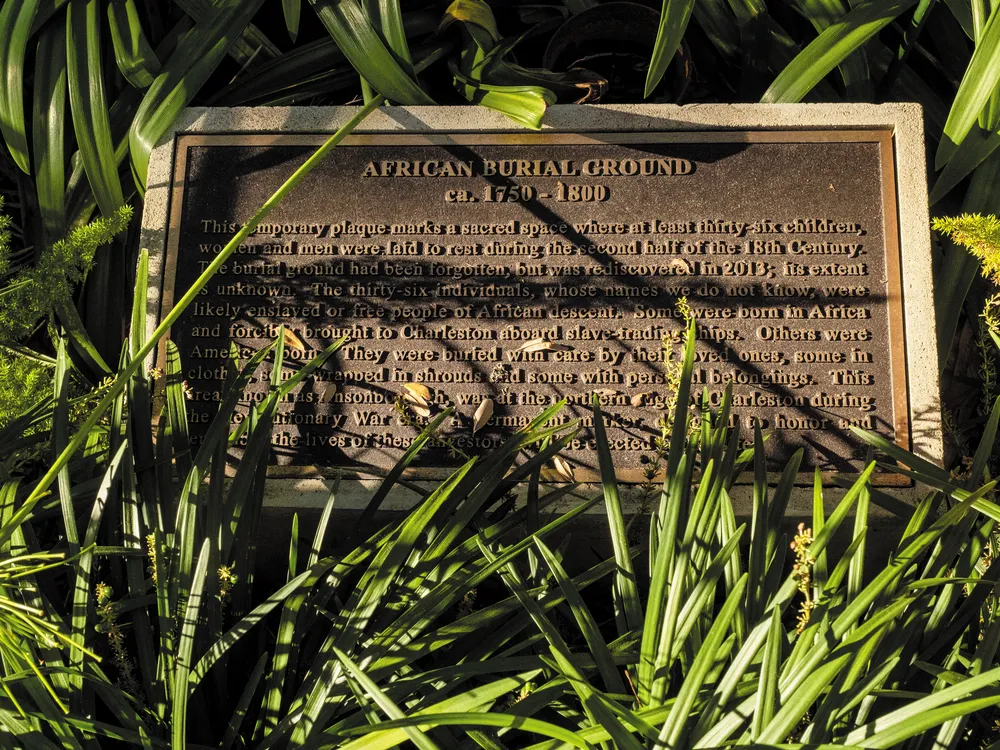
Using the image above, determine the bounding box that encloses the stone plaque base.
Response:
[142,104,938,516]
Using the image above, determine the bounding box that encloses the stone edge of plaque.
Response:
[140,103,938,517]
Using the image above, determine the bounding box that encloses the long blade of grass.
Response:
[929,126,1000,204]
[751,607,783,739]
[282,0,302,41]
[340,713,592,749]
[308,474,339,567]
[107,0,161,88]
[32,20,68,241]
[172,539,210,750]
[129,0,268,191]
[66,0,125,218]
[593,394,642,636]
[333,647,440,750]
[221,652,268,750]
[658,575,747,748]
[308,0,432,104]
[761,0,918,103]
[533,536,626,694]
[645,0,696,96]
[844,664,1000,746]
[0,0,40,173]
[938,6,1000,167]
[363,0,413,72]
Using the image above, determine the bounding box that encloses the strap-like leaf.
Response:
[108,0,161,88]
[645,0,696,96]
[67,0,125,218]
[308,0,432,104]
[938,6,1000,167]
[32,20,68,240]
[0,0,40,173]
[761,0,918,103]
[129,0,268,192]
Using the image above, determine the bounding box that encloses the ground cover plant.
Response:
[3,0,1000,747]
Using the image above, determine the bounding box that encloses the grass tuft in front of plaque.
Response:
[2,282,1000,745]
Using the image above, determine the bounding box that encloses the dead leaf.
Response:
[473,398,493,434]
[518,337,553,353]
[403,383,431,404]
[407,401,431,418]
[630,393,650,407]
[284,328,307,351]
[321,383,338,402]
[553,456,574,482]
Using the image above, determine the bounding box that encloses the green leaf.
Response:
[174,0,281,67]
[340,713,592,749]
[308,475,339,567]
[645,0,696,97]
[938,7,1000,168]
[66,0,125,218]
[32,20,68,241]
[0,0,40,173]
[751,608,783,740]
[287,513,299,581]
[757,651,853,743]
[844,664,1000,747]
[363,0,413,73]
[129,0,268,192]
[172,539,211,750]
[307,0,432,104]
[761,0,918,103]
[449,61,554,129]
[790,0,871,99]
[52,338,79,556]
[533,536,627,694]
[593,394,643,636]
[930,125,1000,204]
[108,0,161,88]
[283,0,302,41]
[333,647,440,750]
[222,653,268,750]
[658,575,747,748]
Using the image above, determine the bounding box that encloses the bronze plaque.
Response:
[161,130,907,482]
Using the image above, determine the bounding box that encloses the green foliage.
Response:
[0,198,10,278]
[933,213,1000,286]
[0,348,50,429]
[0,205,131,340]
[1,310,999,748]
[2,7,1000,744]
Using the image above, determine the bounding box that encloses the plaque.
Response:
[145,106,940,486]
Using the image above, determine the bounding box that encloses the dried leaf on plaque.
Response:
[403,394,432,418]
[517,337,553,353]
[630,392,651,407]
[284,328,308,351]
[517,339,575,354]
[321,383,338,402]
[552,456,574,482]
[670,258,691,274]
[402,382,431,405]
[473,398,493,433]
